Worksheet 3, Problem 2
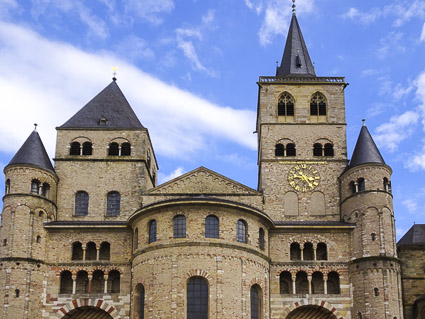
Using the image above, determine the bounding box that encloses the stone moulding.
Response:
[282,299,344,319]
[52,298,121,318]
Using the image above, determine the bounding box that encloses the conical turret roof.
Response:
[7,130,55,173]
[276,14,316,77]
[60,80,144,129]
[347,124,385,169]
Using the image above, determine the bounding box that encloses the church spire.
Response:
[276,1,316,77]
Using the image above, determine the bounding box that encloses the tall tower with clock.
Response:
[256,9,348,221]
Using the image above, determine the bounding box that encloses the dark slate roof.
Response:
[7,130,55,173]
[397,224,425,246]
[276,14,316,77]
[347,124,385,170]
[274,221,355,227]
[60,81,144,129]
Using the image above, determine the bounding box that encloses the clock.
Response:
[288,164,320,192]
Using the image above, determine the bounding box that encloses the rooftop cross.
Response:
[112,67,117,81]
[34,123,38,131]
[292,0,296,15]
[362,119,366,126]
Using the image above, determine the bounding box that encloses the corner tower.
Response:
[257,9,348,221]
[54,79,158,221]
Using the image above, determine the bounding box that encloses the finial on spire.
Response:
[292,0,296,15]
[112,66,117,81]
[34,123,38,131]
[362,119,366,126]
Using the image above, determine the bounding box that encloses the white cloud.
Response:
[158,167,185,184]
[0,0,19,18]
[115,35,155,62]
[421,22,425,42]
[124,0,174,25]
[374,111,419,152]
[376,32,405,60]
[0,22,256,160]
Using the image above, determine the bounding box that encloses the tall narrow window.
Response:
[236,219,247,243]
[312,272,324,294]
[121,142,131,156]
[5,179,10,194]
[278,92,295,117]
[91,270,104,293]
[135,284,145,319]
[290,242,301,260]
[31,179,40,194]
[108,270,120,293]
[134,228,139,250]
[324,143,334,156]
[149,220,157,243]
[259,228,265,250]
[76,271,89,294]
[310,92,327,116]
[358,178,365,192]
[286,143,296,156]
[205,215,219,238]
[99,242,110,260]
[85,242,97,261]
[72,242,83,260]
[106,191,120,216]
[60,271,73,294]
[70,142,81,155]
[41,183,50,198]
[327,272,340,294]
[82,142,92,155]
[295,271,308,294]
[303,242,314,260]
[313,143,322,156]
[187,277,208,319]
[75,191,89,216]
[173,215,186,238]
[250,284,262,319]
[280,271,292,294]
[316,243,327,260]
[383,177,391,192]
[275,144,284,156]
[108,142,119,156]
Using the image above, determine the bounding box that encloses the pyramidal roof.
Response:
[7,129,55,173]
[276,13,316,77]
[60,80,144,129]
[347,124,385,169]
[397,224,425,246]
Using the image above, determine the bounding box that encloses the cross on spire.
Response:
[112,67,117,81]
[292,0,296,15]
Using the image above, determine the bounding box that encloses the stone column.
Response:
[104,275,109,294]
[96,248,100,261]
[292,275,296,294]
[323,275,328,295]
[72,275,77,294]
[300,248,304,261]
[87,274,92,293]
[82,247,86,260]
[308,275,312,294]
[313,244,317,261]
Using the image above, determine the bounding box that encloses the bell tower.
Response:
[256,6,348,221]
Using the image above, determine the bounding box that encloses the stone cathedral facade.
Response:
[1,8,420,319]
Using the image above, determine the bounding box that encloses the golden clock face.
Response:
[288,164,320,192]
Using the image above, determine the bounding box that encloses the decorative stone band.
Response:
[52,298,120,318]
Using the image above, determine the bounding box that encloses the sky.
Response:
[0,0,424,240]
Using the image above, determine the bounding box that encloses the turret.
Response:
[340,122,403,319]
[0,126,58,318]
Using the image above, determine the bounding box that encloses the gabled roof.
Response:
[276,14,316,77]
[7,130,55,174]
[397,224,425,246]
[60,80,144,129]
[147,166,260,195]
[347,124,385,170]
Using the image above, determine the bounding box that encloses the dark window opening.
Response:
[349,181,356,194]
[316,242,327,260]
[290,242,301,261]
[280,271,292,294]
[374,288,379,296]
[135,284,145,319]
[60,271,73,294]
[106,191,120,216]
[236,219,247,243]
[70,142,81,155]
[205,215,219,239]
[187,277,208,319]
[82,142,92,155]
[313,143,322,156]
[76,271,89,294]
[312,272,324,294]
[259,228,265,250]
[250,284,261,319]
[75,191,89,216]
[41,183,50,198]
[149,220,157,243]
[295,271,308,294]
[371,233,377,241]
[275,143,284,156]
[278,92,295,117]
[324,143,334,156]
[173,215,186,238]
[99,242,110,260]
[91,270,104,294]
[384,177,391,192]
[327,272,340,294]
[3,239,7,246]
[286,143,296,156]
[31,179,40,194]
[15,289,20,298]
[5,179,10,194]
[303,242,314,260]
[36,235,41,243]
[72,242,83,260]
[85,242,97,261]
[310,92,327,116]
[121,142,131,156]
[358,178,365,192]
[108,270,120,293]
[108,142,119,156]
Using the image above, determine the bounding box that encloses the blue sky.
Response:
[0,0,425,239]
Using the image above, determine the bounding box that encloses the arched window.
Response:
[173,215,186,238]
[303,242,314,260]
[313,143,322,156]
[36,235,41,243]
[75,191,89,216]
[327,271,340,294]
[187,277,208,319]
[383,177,391,192]
[280,271,292,294]
[374,288,379,296]
[295,271,308,294]
[82,142,92,155]
[259,228,265,250]
[278,92,295,117]
[41,183,50,198]
[275,144,284,156]
[205,215,219,239]
[316,243,327,260]
[358,178,365,192]
[324,143,334,156]
[312,272,324,294]
[5,179,10,194]
[85,242,97,261]
[108,270,120,293]
[371,233,377,241]
[250,284,262,319]
[76,271,89,294]
[135,284,145,319]
[108,142,119,156]
[121,142,131,156]
[91,270,104,293]
[60,271,73,294]
[99,242,110,260]
[349,181,356,194]
[106,191,120,216]
[149,220,157,243]
[15,289,20,298]
[310,92,327,116]
[31,179,40,194]
[134,228,139,250]
[70,142,81,155]
[72,242,83,260]
[286,143,296,156]
[236,219,247,243]
[290,242,301,261]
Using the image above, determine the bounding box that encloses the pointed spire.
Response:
[276,6,316,77]
[347,123,385,170]
[60,81,144,129]
[7,129,55,173]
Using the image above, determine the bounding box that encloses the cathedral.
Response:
[0,4,423,319]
